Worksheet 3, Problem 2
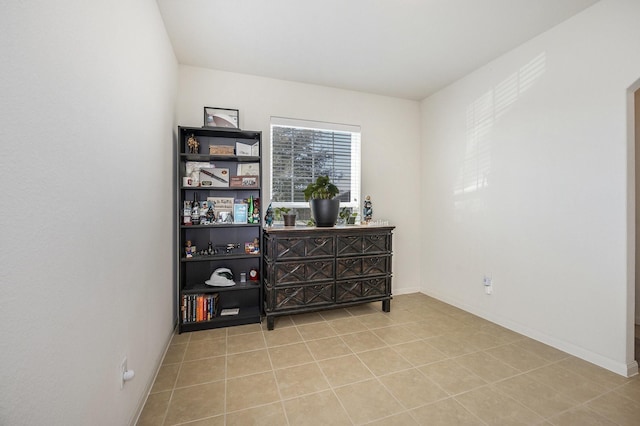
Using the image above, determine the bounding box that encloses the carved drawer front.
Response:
[272,282,333,310]
[363,233,391,254]
[274,260,334,285]
[336,235,363,256]
[336,277,388,302]
[362,255,390,276]
[336,255,389,278]
[337,232,390,256]
[273,236,334,260]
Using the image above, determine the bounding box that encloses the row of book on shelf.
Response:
[181,293,241,323]
[181,293,219,323]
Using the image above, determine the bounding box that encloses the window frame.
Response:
[269,117,361,214]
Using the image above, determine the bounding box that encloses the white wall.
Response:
[420,0,640,376]
[636,88,640,327]
[0,1,177,425]
[176,66,422,295]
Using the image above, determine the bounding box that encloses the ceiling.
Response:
[157,0,599,100]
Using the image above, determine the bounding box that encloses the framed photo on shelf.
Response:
[204,107,239,129]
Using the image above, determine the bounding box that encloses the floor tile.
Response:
[226,349,271,378]
[318,354,374,387]
[334,378,404,424]
[366,412,420,425]
[225,371,280,412]
[378,368,448,409]
[328,316,369,334]
[282,390,352,426]
[318,307,351,321]
[557,357,631,390]
[176,356,226,387]
[305,336,353,360]
[494,373,576,418]
[164,381,226,425]
[372,324,419,345]
[226,332,265,354]
[513,338,570,363]
[455,351,520,383]
[526,363,608,404]
[548,406,618,426]
[263,325,303,347]
[391,339,447,367]
[225,402,287,426]
[340,330,387,353]
[267,342,314,369]
[586,390,640,426]
[274,362,330,399]
[410,397,484,426]
[150,363,180,393]
[419,359,487,395]
[455,385,543,425]
[296,322,337,340]
[163,343,187,365]
[291,311,325,325]
[357,347,412,376]
[136,391,171,426]
[486,342,549,372]
[183,338,226,361]
[189,328,226,341]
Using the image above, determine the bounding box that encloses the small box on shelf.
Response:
[209,145,235,155]
[199,168,229,187]
[230,176,259,188]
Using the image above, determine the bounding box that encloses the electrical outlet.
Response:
[120,357,127,389]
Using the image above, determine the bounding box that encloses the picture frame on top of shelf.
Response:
[204,107,239,129]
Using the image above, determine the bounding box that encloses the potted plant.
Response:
[339,207,358,225]
[275,207,297,226]
[303,175,340,227]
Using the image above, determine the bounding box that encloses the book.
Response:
[220,308,239,316]
[235,142,259,156]
[236,163,260,177]
[233,201,248,224]
[207,197,234,213]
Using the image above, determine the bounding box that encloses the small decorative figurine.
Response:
[264,202,274,227]
[206,205,215,223]
[185,240,195,258]
[187,134,199,154]
[363,195,373,223]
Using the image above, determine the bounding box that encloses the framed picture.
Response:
[204,107,239,129]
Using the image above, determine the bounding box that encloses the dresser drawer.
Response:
[266,282,334,311]
[336,255,390,278]
[267,259,335,285]
[336,277,389,302]
[265,235,335,260]
[337,232,391,256]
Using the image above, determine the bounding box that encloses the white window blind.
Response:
[270,117,361,211]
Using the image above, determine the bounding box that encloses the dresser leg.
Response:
[382,299,391,312]
[267,316,275,330]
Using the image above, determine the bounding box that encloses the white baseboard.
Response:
[130,326,176,426]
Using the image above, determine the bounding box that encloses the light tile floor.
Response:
[137,293,640,425]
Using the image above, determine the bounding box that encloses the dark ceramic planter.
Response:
[283,214,297,226]
[310,199,340,227]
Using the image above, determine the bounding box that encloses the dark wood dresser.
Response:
[263,225,395,330]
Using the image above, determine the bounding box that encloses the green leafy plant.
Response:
[303,175,339,201]
[274,207,292,220]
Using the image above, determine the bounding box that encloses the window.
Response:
[270,117,361,220]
